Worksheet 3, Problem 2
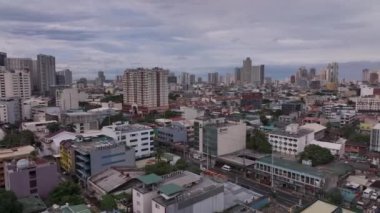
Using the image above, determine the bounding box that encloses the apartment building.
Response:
[133,171,224,213]
[157,120,194,145]
[0,145,35,187]
[0,97,21,124]
[56,88,80,111]
[0,69,31,100]
[21,97,49,120]
[21,120,57,133]
[101,122,155,159]
[370,123,380,152]
[193,116,225,154]
[268,124,314,155]
[123,67,169,113]
[61,111,100,133]
[4,158,59,198]
[356,97,380,113]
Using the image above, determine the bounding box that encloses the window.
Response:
[155,203,160,209]
[30,188,38,194]
[136,192,140,197]
[141,148,149,151]
[141,137,148,141]
[130,139,138,142]
[121,135,126,140]
[30,180,37,188]
[141,132,148,135]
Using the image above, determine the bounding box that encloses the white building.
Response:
[133,171,224,213]
[0,98,21,124]
[21,120,57,133]
[101,122,155,159]
[309,140,345,157]
[370,123,380,152]
[268,123,315,155]
[123,68,169,112]
[0,69,31,99]
[56,88,80,111]
[21,97,49,120]
[356,97,380,113]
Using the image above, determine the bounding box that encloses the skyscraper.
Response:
[5,58,37,92]
[208,72,219,85]
[97,71,106,86]
[252,65,265,85]
[0,52,6,67]
[37,54,56,95]
[190,74,196,85]
[56,69,73,85]
[234,68,241,83]
[242,57,252,83]
[123,67,169,112]
[325,62,339,83]
[363,69,370,82]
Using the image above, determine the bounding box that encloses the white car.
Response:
[221,164,231,171]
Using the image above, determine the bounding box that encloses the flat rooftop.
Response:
[223,181,262,210]
[108,124,152,133]
[301,200,354,213]
[269,128,313,138]
[71,135,121,153]
[0,145,35,160]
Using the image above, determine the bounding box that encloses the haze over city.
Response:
[1,0,380,79]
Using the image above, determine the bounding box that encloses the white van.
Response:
[221,164,231,171]
[363,188,373,199]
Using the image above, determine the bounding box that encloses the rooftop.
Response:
[107,123,152,133]
[300,123,327,133]
[71,135,121,153]
[137,173,163,185]
[159,183,183,196]
[301,200,354,213]
[88,167,144,193]
[0,145,35,160]
[257,156,325,178]
[269,128,313,138]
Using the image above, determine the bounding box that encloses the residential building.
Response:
[4,158,59,198]
[56,69,73,85]
[101,122,155,159]
[60,135,135,182]
[363,69,370,82]
[325,62,339,84]
[0,52,6,66]
[21,97,49,120]
[123,67,169,113]
[157,120,194,145]
[61,111,100,133]
[241,92,262,110]
[202,121,246,156]
[21,120,57,133]
[37,54,56,96]
[281,101,304,115]
[133,171,224,213]
[356,97,380,113]
[0,69,31,99]
[6,58,38,93]
[0,97,21,124]
[370,123,380,152]
[252,65,265,85]
[208,72,219,85]
[56,88,80,111]
[193,116,225,153]
[268,124,314,155]
[0,145,35,187]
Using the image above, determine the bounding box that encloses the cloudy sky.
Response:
[1,0,380,79]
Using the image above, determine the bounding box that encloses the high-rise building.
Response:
[180,72,190,86]
[325,62,339,83]
[56,69,73,85]
[363,69,370,82]
[6,58,37,92]
[238,57,264,85]
[0,69,31,99]
[97,71,106,86]
[197,77,202,83]
[370,123,380,152]
[123,67,169,112]
[309,68,316,80]
[0,52,6,67]
[252,65,265,85]
[242,57,252,83]
[55,88,80,111]
[234,68,241,83]
[369,72,379,84]
[190,74,196,85]
[37,54,56,95]
[208,72,219,85]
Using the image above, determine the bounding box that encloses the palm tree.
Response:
[155,147,164,162]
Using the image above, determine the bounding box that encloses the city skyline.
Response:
[1,1,380,79]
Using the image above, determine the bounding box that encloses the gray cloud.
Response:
[0,0,379,80]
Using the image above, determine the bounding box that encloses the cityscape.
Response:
[1,1,380,213]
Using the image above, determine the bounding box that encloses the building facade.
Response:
[101,122,155,159]
[0,69,31,99]
[37,54,56,96]
[123,68,169,112]
[370,123,380,152]
[4,158,59,198]
[56,88,80,111]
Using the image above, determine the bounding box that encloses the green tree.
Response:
[145,161,175,175]
[155,147,165,162]
[100,195,117,211]
[299,144,334,166]
[163,110,181,119]
[48,181,84,206]
[0,189,23,213]
[325,188,343,205]
[260,115,269,126]
[101,113,127,127]
[0,130,37,148]
[247,130,271,153]
[47,123,61,133]
[175,159,189,170]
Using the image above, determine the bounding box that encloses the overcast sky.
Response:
[1,0,380,79]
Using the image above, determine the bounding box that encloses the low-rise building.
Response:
[0,97,21,124]
[309,140,345,157]
[133,171,224,213]
[21,120,57,133]
[268,124,314,155]
[21,97,48,121]
[101,122,155,159]
[356,97,380,113]
[0,145,35,187]
[4,158,59,198]
[61,111,100,133]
